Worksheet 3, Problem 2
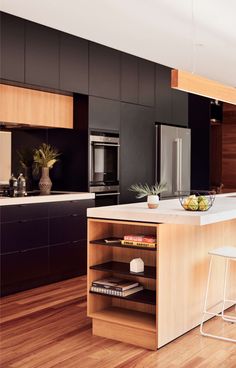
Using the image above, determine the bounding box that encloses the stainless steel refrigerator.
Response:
[155,123,191,197]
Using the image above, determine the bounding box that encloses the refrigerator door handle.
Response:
[174,138,182,194]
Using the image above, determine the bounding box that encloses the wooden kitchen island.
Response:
[87,194,236,350]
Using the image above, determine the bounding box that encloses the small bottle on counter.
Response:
[17,173,26,196]
[9,173,18,197]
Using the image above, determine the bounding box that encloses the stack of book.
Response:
[121,234,156,249]
[90,277,143,297]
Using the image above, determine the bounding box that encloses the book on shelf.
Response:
[121,240,156,248]
[92,277,139,291]
[90,285,144,297]
[124,234,156,243]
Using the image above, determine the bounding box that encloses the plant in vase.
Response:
[33,143,60,195]
[129,182,167,209]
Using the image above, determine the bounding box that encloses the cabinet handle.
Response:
[72,240,80,245]
[18,219,29,223]
[71,213,78,217]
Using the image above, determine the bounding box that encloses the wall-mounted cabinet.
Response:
[121,53,139,104]
[0,84,73,129]
[0,12,25,83]
[25,22,60,89]
[139,59,155,107]
[60,33,88,94]
[155,64,188,127]
[89,96,120,131]
[89,43,121,100]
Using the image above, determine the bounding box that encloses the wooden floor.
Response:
[0,276,235,368]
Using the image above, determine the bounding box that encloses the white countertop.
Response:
[0,191,95,206]
[87,193,236,226]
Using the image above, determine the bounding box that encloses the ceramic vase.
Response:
[147,195,159,209]
[39,167,52,195]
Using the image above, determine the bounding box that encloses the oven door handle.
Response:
[93,143,120,147]
[95,192,120,197]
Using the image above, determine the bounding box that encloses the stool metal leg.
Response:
[222,259,236,323]
[200,256,236,342]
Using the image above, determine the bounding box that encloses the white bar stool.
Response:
[200,246,236,342]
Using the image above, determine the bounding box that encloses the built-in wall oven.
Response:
[89,131,120,206]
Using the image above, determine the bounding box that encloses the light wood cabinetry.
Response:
[87,219,157,350]
[88,218,236,350]
[0,84,73,129]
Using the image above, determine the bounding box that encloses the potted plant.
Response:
[129,182,167,208]
[33,143,60,195]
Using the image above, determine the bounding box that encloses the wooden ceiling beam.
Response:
[171,69,236,105]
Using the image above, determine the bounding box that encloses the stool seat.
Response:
[208,246,236,259]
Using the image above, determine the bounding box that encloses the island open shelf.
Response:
[87,205,236,350]
[90,261,156,279]
[90,288,156,305]
[87,218,157,349]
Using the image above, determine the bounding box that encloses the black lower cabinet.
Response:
[1,247,49,296]
[49,240,86,281]
[0,199,94,296]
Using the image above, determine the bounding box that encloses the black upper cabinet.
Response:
[155,64,188,126]
[89,96,120,131]
[171,89,188,126]
[25,22,59,88]
[121,53,138,104]
[59,33,88,94]
[138,59,155,107]
[120,103,154,204]
[89,43,120,100]
[155,64,172,124]
[0,12,25,82]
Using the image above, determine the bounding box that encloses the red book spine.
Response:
[124,235,156,243]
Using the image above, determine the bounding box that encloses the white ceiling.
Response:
[1,0,236,87]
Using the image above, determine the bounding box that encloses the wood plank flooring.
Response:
[0,276,235,368]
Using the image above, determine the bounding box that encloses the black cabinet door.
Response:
[121,53,138,104]
[89,43,120,100]
[49,240,86,279]
[0,12,25,82]
[171,89,188,127]
[60,33,88,93]
[1,203,48,223]
[1,219,48,253]
[1,247,48,289]
[49,215,86,245]
[25,22,59,88]
[89,96,120,131]
[138,59,155,107]
[120,103,155,203]
[155,64,172,124]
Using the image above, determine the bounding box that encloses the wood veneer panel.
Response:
[171,69,236,105]
[157,219,236,348]
[0,84,73,128]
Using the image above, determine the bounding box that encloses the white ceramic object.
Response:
[130,258,144,273]
[147,195,159,209]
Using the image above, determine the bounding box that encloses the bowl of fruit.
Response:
[178,191,215,211]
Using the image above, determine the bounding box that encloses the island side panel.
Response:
[157,219,236,348]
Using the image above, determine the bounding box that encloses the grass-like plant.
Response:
[33,143,60,174]
[129,182,167,199]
